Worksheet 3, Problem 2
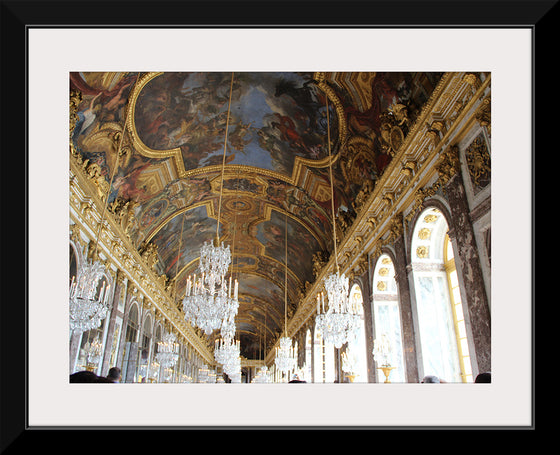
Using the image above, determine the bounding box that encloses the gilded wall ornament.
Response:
[379,103,409,156]
[424,214,438,223]
[418,228,432,240]
[139,241,160,271]
[465,134,491,189]
[475,97,491,136]
[436,145,460,186]
[312,250,330,279]
[416,245,429,258]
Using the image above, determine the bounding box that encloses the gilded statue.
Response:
[312,250,329,279]
[379,102,410,156]
[139,241,159,271]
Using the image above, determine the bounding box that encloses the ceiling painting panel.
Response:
[132,72,340,177]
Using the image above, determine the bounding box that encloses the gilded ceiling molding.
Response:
[125,72,185,165]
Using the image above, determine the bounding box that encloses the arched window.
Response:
[411,207,471,382]
[121,302,139,382]
[304,329,312,382]
[344,285,368,382]
[137,313,153,382]
[372,255,406,382]
[313,323,335,382]
[150,324,162,383]
[444,235,473,383]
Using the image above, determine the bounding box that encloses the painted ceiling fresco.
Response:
[133,72,337,175]
[70,71,443,358]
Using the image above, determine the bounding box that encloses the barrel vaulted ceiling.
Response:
[70,71,443,358]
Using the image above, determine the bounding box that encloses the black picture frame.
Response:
[1,0,548,448]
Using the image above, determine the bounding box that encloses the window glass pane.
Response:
[416,274,461,382]
[446,237,454,260]
[460,338,469,354]
[452,287,462,304]
[463,356,472,376]
[458,322,467,339]
[449,271,459,288]
[455,302,464,321]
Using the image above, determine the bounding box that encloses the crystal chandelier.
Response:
[148,360,160,382]
[214,336,240,374]
[224,354,241,380]
[341,348,357,375]
[156,331,179,369]
[315,96,360,349]
[182,72,240,337]
[373,333,393,367]
[274,213,298,374]
[315,272,361,348]
[183,250,239,336]
[69,260,110,334]
[85,334,104,366]
[275,336,297,373]
[251,365,272,383]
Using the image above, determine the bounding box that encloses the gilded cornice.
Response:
[265,71,491,364]
[69,158,214,364]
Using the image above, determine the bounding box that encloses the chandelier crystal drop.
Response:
[69,259,110,334]
[156,331,180,369]
[274,336,298,373]
[316,271,361,349]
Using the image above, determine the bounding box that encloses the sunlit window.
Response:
[345,285,368,382]
[372,255,406,382]
[314,324,335,382]
[411,208,467,382]
[444,235,473,383]
[304,329,312,381]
